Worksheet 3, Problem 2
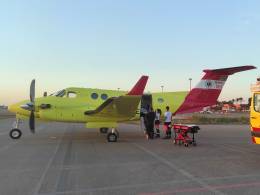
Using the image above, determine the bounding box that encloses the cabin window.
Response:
[101,94,108,100]
[157,98,164,103]
[67,92,77,98]
[254,94,260,112]
[91,93,99,100]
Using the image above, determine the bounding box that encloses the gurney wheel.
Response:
[184,143,189,147]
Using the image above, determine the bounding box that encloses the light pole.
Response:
[117,88,120,92]
[189,78,192,91]
[161,85,164,93]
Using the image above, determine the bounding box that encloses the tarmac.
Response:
[0,117,260,195]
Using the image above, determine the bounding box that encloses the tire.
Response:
[10,129,22,139]
[100,128,108,134]
[107,132,118,142]
[114,130,119,138]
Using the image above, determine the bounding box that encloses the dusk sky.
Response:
[0,0,259,105]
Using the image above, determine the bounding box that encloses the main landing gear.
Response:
[107,128,119,142]
[100,128,109,134]
[9,119,22,139]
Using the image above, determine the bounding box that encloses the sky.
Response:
[0,0,259,105]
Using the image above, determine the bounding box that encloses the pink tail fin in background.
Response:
[174,65,256,115]
[127,76,149,96]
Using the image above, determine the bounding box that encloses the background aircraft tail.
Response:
[174,65,256,115]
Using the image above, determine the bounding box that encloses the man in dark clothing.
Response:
[144,107,156,139]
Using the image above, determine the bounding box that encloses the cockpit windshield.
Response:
[50,89,66,97]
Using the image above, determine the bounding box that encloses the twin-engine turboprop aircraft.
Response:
[8,76,149,142]
[8,65,256,142]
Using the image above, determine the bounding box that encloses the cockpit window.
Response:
[50,89,66,97]
[67,91,77,98]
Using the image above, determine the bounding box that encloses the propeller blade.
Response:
[30,79,35,103]
[29,111,35,133]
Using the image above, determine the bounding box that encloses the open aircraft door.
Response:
[140,94,153,116]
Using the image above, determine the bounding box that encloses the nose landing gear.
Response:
[10,129,22,139]
[10,119,22,139]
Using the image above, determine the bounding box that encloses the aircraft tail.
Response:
[127,76,149,96]
[174,65,256,115]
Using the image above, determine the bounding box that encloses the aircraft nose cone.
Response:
[8,104,18,113]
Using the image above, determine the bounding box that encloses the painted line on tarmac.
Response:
[0,125,45,153]
[133,143,226,195]
[32,130,65,195]
[38,179,193,195]
[139,181,260,195]
[35,172,260,195]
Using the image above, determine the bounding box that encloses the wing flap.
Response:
[85,96,141,119]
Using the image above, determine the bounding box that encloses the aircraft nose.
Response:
[8,103,19,113]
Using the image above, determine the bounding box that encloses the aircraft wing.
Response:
[84,75,149,121]
[84,96,141,119]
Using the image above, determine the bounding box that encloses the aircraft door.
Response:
[251,93,260,128]
[140,94,153,116]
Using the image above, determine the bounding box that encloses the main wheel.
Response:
[114,129,119,138]
[100,128,108,134]
[9,129,22,139]
[107,132,118,142]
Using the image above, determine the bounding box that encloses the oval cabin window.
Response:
[91,93,99,100]
[157,98,164,103]
[101,94,108,100]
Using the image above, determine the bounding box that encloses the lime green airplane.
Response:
[8,65,256,142]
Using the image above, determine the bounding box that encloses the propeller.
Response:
[20,79,51,133]
[20,79,35,133]
[29,79,35,133]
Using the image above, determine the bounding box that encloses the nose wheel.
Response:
[10,129,22,139]
[9,118,22,139]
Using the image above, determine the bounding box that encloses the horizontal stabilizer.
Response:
[202,65,256,79]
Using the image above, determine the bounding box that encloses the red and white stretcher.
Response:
[172,124,200,147]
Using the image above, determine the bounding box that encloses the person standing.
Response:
[163,106,172,139]
[144,107,156,139]
[154,109,161,138]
